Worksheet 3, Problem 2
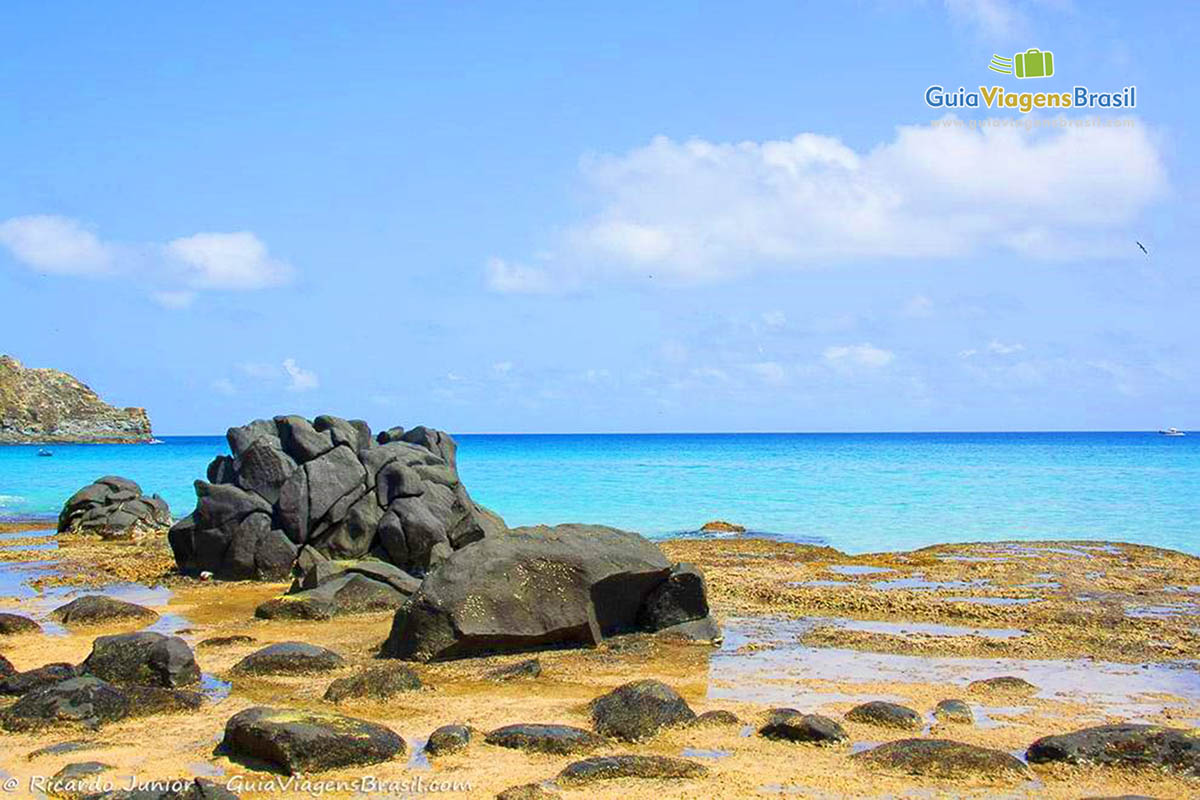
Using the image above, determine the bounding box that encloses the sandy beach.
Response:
[1,529,1197,799]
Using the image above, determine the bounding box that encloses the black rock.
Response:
[556,755,708,785]
[693,709,740,727]
[235,438,297,505]
[425,724,471,756]
[58,477,172,539]
[323,663,422,702]
[254,596,336,621]
[653,615,722,644]
[48,761,112,797]
[82,632,200,688]
[123,686,205,716]
[0,611,42,635]
[934,699,974,724]
[845,700,924,730]
[1026,723,1200,774]
[967,675,1037,695]
[231,642,346,676]
[758,709,847,744]
[638,563,709,629]
[3,676,131,731]
[51,596,158,627]
[0,652,13,678]
[485,658,542,682]
[196,635,255,649]
[484,724,605,755]
[0,662,79,696]
[221,706,405,774]
[590,679,696,741]
[852,738,1030,780]
[383,525,675,661]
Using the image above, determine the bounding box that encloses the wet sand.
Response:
[0,533,1198,798]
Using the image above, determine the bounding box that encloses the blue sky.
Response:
[1,1,1197,434]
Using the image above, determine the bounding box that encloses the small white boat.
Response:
[1158,428,1186,436]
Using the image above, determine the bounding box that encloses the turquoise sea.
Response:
[0,432,1197,554]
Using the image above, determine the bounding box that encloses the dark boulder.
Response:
[58,477,172,539]
[556,755,708,785]
[323,663,421,702]
[637,563,709,629]
[1026,724,1200,774]
[852,739,1030,780]
[845,701,923,730]
[254,596,335,621]
[230,642,346,676]
[967,676,1037,696]
[425,724,472,756]
[694,709,740,727]
[590,679,696,741]
[653,615,722,644]
[51,596,158,627]
[123,686,205,716]
[934,699,974,724]
[169,416,506,580]
[0,662,79,695]
[197,635,255,649]
[0,611,43,635]
[758,709,847,744]
[3,676,131,731]
[382,525,676,661]
[257,563,416,620]
[484,724,605,755]
[221,706,405,774]
[82,632,201,688]
[485,658,542,682]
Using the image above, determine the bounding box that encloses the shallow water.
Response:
[816,618,1027,640]
[4,432,1200,554]
[710,617,1200,719]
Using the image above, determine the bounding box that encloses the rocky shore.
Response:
[0,355,153,444]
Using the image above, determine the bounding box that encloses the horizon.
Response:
[2,2,1197,434]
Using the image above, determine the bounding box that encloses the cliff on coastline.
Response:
[0,355,153,444]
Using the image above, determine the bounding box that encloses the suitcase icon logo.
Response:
[988,48,1054,79]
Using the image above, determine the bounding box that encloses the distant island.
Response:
[0,354,153,444]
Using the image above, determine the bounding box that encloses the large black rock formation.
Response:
[168,415,506,580]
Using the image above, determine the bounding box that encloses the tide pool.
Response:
[0,431,1196,554]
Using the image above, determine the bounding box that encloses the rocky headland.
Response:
[0,355,152,444]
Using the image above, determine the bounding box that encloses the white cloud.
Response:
[165,231,291,290]
[489,120,1165,289]
[987,339,1025,355]
[902,294,935,318]
[485,257,556,294]
[824,343,896,369]
[211,378,236,396]
[282,358,319,392]
[238,362,280,379]
[749,361,787,384]
[0,215,292,304]
[761,310,787,328]
[0,216,113,274]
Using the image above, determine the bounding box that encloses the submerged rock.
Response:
[221,706,405,774]
[0,663,79,696]
[852,738,1030,780]
[934,699,974,725]
[484,724,605,755]
[58,476,171,539]
[231,642,346,676]
[0,612,42,635]
[557,755,708,785]
[590,679,696,741]
[845,700,923,730]
[383,525,712,661]
[1026,724,1200,774]
[485,658,542,682]
[3,676,131,731]
[51,596,158,627]
[323,663,421,702]
[758,709,847,745]
[967,676,1037,696]
[425,724,472,756]
[169,416,505,580]
[82,632,200,688]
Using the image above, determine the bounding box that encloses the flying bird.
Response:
[1136,241,1149,255]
